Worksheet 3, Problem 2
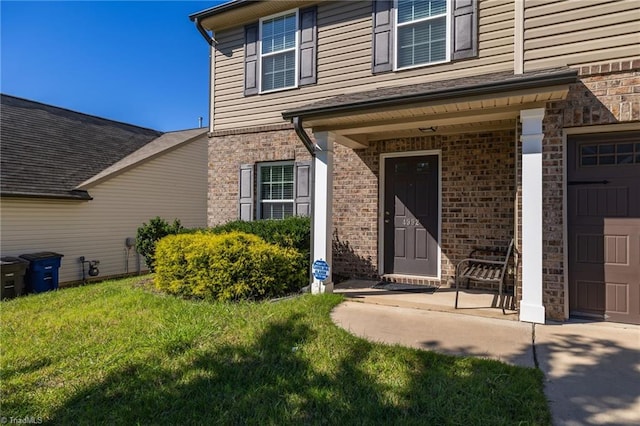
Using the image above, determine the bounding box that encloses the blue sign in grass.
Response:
[312,259,330,281]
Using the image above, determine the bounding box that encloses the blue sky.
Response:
[1,1,224,132]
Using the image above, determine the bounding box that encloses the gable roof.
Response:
[78,128,207,189]
[1,94,163,200]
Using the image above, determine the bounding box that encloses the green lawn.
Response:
[0,277,550,425]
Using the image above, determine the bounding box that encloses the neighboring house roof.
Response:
[282,67,578,120]
[78,128,207,188]
[1,94,163,200]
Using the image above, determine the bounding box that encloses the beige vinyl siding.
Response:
[524,0,640,71]
[0,138,207,284]
[213,0,515,130]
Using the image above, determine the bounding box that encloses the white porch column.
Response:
[520,108,546,324]
[311,131,334,294]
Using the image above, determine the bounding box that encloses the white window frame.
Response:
[258,9,299,94]
[394,0,451,71]
[257,161,296,220]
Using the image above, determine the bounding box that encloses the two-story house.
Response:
[189,0,640,325]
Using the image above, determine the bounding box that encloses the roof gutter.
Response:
[193,16,216,46]
[189,0,253,43]
[1,190,93,201]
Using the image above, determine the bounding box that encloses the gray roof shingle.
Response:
[1,94,163,199]
[282,67,578,119]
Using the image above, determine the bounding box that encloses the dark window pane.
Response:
[283,183,294,199]
[616,154,633,164]
[398,18,446,67]
[398,0,445,22]
[261,13,296,54]
[581,156,597,166]
[417,162,430,173]
[599,155,615,165]
[617,143,633,153]
[262,51,295,91]
[581,145,597,155]
[261,183,271,200]
[598,144,614,154]
[261,202,293,220]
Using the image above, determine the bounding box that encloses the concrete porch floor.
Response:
[334,279,519,321]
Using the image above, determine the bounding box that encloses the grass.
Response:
[0,277,551,425]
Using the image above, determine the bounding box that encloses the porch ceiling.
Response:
[283,68,577,149]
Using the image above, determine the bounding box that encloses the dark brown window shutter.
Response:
[452,0,478,60]
[239,164,254,221]
[298,6,317,86]
[294,161,312,216]
[244,23,259,96]
[372,0,393,74]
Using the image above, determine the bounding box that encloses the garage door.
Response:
[568,131,640,324]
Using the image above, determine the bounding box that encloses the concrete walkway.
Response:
[332,281,640,426]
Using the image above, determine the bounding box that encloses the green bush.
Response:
[154,231,306,301]
[208,216,310,255]
[205,216,311,271]
[136,217,184,272]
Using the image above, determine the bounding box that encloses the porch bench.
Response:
[454,239,516,314]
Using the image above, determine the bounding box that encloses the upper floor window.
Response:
[373,0,477,74]
[396,0,448,69]
[244,7,317,96]
[260,12,298,92]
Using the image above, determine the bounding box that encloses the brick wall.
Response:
[332,130,516,287]
[540,60,640,320]
[206,59,639,322]
[208,124,312,226]
[209,126,517,288]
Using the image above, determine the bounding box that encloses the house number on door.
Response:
[402,218,420,226]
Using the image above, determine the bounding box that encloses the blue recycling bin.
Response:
[20,252,64,293]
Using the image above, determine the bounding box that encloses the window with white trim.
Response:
[373,0,476,74]
[244,7,316,96]
[396,0,449,69]
[260,11,298,92]
[258,162,295,219]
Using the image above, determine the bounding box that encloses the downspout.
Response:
[292,116,317,156]
[292,116,318,287]
[192,17,216,135]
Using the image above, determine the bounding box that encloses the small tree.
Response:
[136,217,183,272]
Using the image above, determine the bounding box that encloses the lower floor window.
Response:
[259,162,294,219]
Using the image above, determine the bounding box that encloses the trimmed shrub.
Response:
[205,216,311,277]
[136,217,184,272]
[208,216,310,256]
[154,231,306,301]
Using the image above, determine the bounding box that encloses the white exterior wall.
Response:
[0,137,208,285]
